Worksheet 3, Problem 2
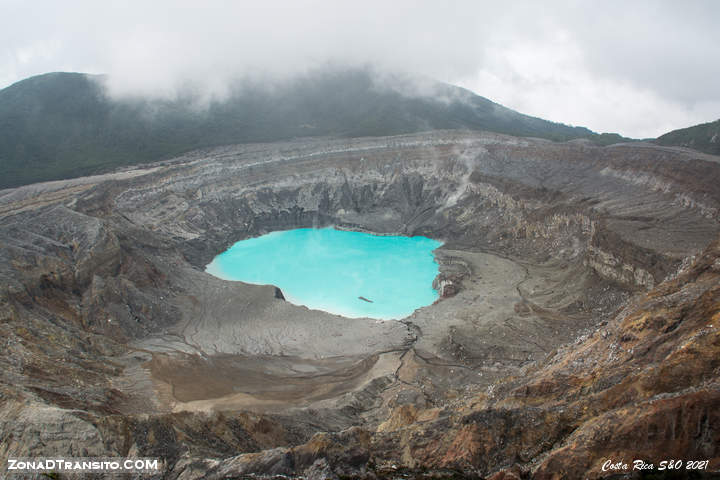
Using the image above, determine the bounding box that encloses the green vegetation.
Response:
[655,118,720,155]
[0,70,631,189]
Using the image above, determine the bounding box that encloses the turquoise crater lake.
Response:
[205,228,443,320]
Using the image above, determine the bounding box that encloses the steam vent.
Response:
[1,130,720,478]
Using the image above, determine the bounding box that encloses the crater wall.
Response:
[1,131,719,477]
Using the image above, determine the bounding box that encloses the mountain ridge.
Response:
[0,70,629,189]
[655,118,720,155]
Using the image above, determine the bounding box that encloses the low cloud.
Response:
[1,0,718,138]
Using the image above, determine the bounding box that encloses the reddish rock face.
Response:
[464,237,720,478]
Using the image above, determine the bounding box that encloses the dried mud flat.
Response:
[127,246,542,417]
[1,131,719,478]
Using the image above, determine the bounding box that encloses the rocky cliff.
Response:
[0,131,718,478]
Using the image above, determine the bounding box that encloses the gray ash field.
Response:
[1,130,719,478]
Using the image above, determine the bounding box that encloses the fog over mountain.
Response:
[2,0,719,138]
[0,68,630,188]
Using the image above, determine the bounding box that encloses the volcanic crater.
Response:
[1,130,719,478]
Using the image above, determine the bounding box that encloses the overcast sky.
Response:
[1,0,718,138]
